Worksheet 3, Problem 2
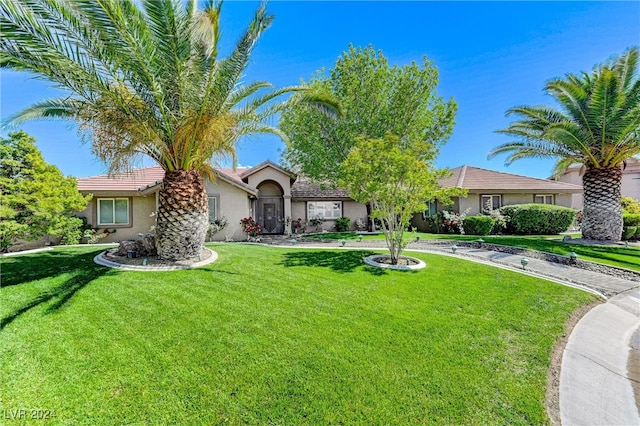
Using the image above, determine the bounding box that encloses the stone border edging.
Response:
[416,240,640,282]
[94,248,218,271]
[363,254,426,271]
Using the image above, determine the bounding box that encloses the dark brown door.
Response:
[263,203,276,233]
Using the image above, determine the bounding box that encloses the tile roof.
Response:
[441,165,582,192]
[76,166,165,192]
[290,176,351,199]
[77,165,257,195]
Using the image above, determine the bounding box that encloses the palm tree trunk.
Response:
[581,167,623,241]
[155,170,209,261]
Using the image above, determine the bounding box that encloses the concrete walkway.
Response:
[275,238,640,425]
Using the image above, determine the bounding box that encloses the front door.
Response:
[263,203,277,233]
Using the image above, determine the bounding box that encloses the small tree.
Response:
[340,134,464,264]
[281,45,457,186]
[0,131,90,250]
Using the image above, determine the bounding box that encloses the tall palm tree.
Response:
[489,47,640,241]
[1,0,337,260]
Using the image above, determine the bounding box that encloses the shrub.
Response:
[59,217,85,245]
[240,217,261,237]
[622,197,640,215]
[500,204,577,235]
[622,226,637,240]
[623,214,640,227]
[335,217,351,232]
[463,216,494,235]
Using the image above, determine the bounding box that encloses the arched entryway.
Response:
[257,181,284,234]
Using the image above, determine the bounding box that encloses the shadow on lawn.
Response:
[0,248,114,330]
[279,250,387,275]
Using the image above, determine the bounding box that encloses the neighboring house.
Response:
[76,160,368,242]
[76,162,582,243]
[553,157,640,209]
[412,165,583,230]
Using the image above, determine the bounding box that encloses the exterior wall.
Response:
[454,192,577,216]
[245,168,292,197]
[622,170,640,200]
[291,199,368,232]
[555,193,573,208]
[204,179,253,241]
[77,194,156,243]
[343,201,368,230]
[457,195,479,215]
[556,168,584,209]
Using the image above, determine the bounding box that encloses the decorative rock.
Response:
[116,240,138,256]
[116,235,157,257]
[139,233,157,256]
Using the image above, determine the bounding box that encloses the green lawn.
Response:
[306,232,640,272]
[1,245,596,424]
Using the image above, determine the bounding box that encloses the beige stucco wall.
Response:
[204,179,253,241]
[454,193,577,216]
[245,168,291,197]
[291,199,367,232]
[77,194,157,244]
[622,170,640,200]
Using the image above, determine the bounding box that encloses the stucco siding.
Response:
[77,195,157,243]
[622,172,640,200]
[246,168,291,197]
[343,201,368,230]
[205,179,253,241]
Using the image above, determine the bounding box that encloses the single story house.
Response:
[76,160,368,242]
[76,163,583,242]
[553,157,640,209]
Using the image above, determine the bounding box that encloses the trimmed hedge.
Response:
[622,226,637,240]
[623,214,640,227]
[501,204,577,235]
[463,215,494,235]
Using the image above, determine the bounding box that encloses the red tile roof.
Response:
[76,166,165,192]
[441,165,582,192]
[77,165,257,195]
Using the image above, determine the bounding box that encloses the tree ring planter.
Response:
[94,247,218,271]
[363,254,426,271]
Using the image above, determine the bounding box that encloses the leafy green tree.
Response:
[281,44,457,186]
[0,131,89,251]
[1,0,337,261]
[340,134,463,264]
[489,47,640,241]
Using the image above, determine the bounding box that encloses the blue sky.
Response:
[1,1,639,179]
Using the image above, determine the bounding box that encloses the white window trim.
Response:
[207,195,219,223]
[307,201,343,220]
[534,194,554,204]
[97,198,130,226]
[423,200,437,218]
[481,194,502,212]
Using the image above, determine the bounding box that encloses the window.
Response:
[207,196,218,223]
[534,194,554,205]
[307,201,342,219]
[97,198,129,226]
[481,195,502,212]
[423,200,437,218]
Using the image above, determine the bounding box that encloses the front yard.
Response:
[306,232,640,272]
[1,244,595,424]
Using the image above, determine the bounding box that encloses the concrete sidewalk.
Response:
[277,238,640,424]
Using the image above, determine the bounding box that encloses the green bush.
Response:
[622,197,640,215]
[463,215,494,235]
[335,217,351,232]
[622,226,637,240]
[623,214,640,227]
[500,204,577,235]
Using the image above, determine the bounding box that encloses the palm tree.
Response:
[1,0,337,260]
[489,47,640,241]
